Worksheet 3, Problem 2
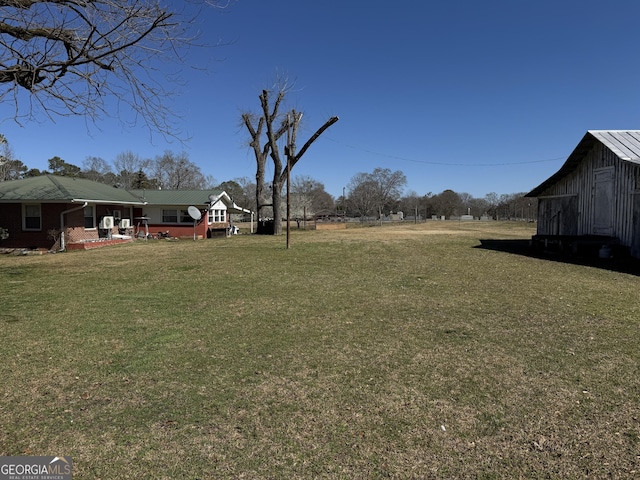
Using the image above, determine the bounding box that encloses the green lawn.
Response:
[1,221,639,479]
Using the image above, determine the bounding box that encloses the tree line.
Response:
[395,189,537,222]
[1,147,211,190]
[0,134,327,218]
[0,135,535,222]
[340,167,537,221]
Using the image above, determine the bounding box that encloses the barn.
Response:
[526,130,640,258]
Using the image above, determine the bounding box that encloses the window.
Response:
[162,209,177,223]
[84,205,96,229]
[23,204,41,230]
[209,209,226,223]
[164,209,204,223]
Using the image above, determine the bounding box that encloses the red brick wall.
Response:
[131,207,215,239]
[149,224,209,239]
[0,203,25,247]
[0,203,134,250]
[0,203,74,249]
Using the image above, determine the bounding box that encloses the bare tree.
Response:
[399,190,422,221]
[290,175,333,219]
[496,192,535,220]
[0,134,11,178]
[458,192,473,215]
[152,150,208,189]
[0,134,27,181]
[82,156,116,184]
[484,192,500,219]
[347,173,378,218]
[114,151,150,189]
[0,0,224,136]
[241,87,290,230]
[242,85,338,234]
[347,168,407,221]
[468,197,490,218]
[431,189,461,218]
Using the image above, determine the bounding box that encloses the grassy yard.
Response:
[1,221,639,479]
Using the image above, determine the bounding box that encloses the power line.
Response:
[310,129,566,167]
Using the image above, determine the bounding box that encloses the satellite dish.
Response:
[188,206,201,220]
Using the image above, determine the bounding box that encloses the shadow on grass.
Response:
[475,239,640,277]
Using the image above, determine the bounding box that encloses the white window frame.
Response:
[209,208,226,223]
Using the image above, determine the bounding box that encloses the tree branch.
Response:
[280,116,339,183]
[0,0,218,139]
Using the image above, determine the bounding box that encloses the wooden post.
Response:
[286,151,291,248]
[286,114,291,249]
[286,111,302,249]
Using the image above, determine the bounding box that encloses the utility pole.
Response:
[285,111,302,249]
[286,113,291,249]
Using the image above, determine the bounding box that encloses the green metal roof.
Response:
[128,189,251,214]
[0,175,145,204]
[129,189,224,206]
[0,176,251,213]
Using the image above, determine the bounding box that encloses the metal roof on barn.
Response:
[527,130,640,197]
[0,174,145,204]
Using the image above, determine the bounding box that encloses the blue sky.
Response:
[2,0,640,199]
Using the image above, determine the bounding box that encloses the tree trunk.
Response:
[242,111,270,228]
[272,178,284,235]
[255,158,265,221]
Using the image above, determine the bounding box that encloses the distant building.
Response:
[0,175,250,251]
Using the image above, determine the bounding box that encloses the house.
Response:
[526,130,640,258]
[0,175,252,251]
[0,175,146,250]
[128,189,251,239]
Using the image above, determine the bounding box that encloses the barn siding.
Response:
[618,160,640,246]
[632,195,640,257]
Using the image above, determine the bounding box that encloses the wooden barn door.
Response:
[537,196,577,235]
[593,167,614,236]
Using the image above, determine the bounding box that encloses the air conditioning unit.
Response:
[119,219,131,229]
[99,216,114,229]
